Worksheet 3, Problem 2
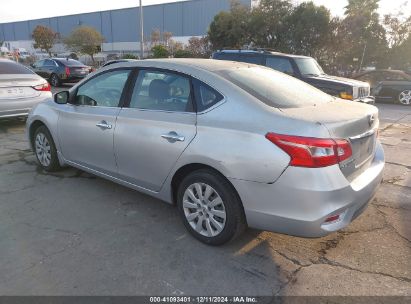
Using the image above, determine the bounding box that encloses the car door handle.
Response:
[96,121,112,129]
[161,131,185,142]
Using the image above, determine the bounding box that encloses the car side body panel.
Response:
[27,59,385,239]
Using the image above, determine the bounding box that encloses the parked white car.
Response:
[0,59,51,118]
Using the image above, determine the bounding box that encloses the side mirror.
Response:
[54,91,69,104]
[30,64,35,68]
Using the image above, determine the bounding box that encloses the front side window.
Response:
[74,70,130,107]
[218,66,333,108]
[35,60,45,68]
[129,70,193,112]
[294,58,325,76]
[266,57,294,75]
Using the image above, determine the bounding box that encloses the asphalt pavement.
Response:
[0,103,410,296]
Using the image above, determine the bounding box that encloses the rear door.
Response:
[114,69,197,191]
[42,59,57,79]
[58,69,132,175]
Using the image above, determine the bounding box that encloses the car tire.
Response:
[398,90,411,105]
[33,125,61,172]
[177,169,246,245]
[50,73,60,87]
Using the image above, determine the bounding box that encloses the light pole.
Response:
[140,0,144,59]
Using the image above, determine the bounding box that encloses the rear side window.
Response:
[0,61,34,74]
[193,79,224,112]
[218,66,333,108]
[213,53,263,65]
[213,53,240,61]
[130,70,193,112]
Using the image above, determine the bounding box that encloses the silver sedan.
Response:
[0,59,52,118]
[26,59,384,245]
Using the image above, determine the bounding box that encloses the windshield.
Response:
[294,58,325,76]
[218,66,333,108]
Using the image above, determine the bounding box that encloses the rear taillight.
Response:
[33,82,51,92]
[65,67,70,77]
[265,133,352,168]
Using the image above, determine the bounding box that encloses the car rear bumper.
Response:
[61,75,88,83]
[230,142,384,237]
[0,93,51,118]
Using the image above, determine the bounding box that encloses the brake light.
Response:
[65,67,70,77]
[265,133,352,168]
[33,82,51,92]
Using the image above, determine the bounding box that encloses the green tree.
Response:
[287,2,334,58]
[208,0,251,49]
[174,49,193,58]
[248,0,293,50]
[382,4,411,68]
[338,0,388,69]
[151,45,169,58]
[64,26,104,63]
[32,25,57,57]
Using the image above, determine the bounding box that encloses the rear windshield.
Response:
[217,66,333,108]
[58,59,84,67]
[0,61,35,74]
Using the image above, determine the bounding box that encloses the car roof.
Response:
[214,49,311,59]
[105,58,255,73]
[51,58,82,63]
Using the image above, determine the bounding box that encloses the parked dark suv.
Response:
[212,50,374,104]
[31,58,91,87]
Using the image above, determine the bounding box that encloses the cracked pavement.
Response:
[0,104,410,296]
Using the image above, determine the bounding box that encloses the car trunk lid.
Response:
[281,100,379,180]
[69,66,90,77]
[0,75,42,99]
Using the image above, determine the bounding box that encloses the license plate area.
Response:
[0,87,37,99]
[351,133,376,168]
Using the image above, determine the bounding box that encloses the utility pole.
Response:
[359,43,367,72]
[140,0,144,59]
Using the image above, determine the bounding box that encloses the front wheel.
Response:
[33,126,61,172]
[177,169,246,245]
[398,90,411,105]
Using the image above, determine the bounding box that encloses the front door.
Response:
[115,69,197,191]
[58,69,131,175]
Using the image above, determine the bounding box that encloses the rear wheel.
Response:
[33,126,61,172]
[177,169,246,245]
[398,90,411,105]
[50,73,60,87]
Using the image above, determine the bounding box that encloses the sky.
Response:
[0,0,410,23]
